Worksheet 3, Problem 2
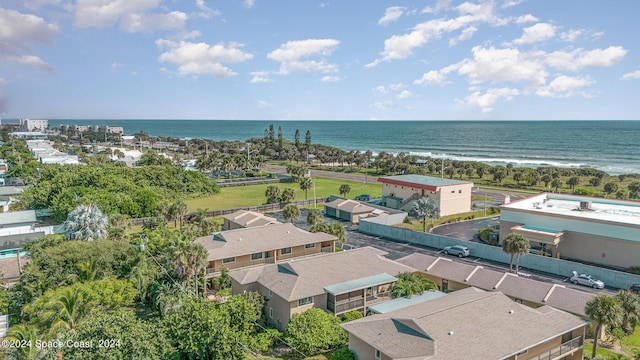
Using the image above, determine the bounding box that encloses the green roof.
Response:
[368,290,447,314]
[380,175,472,187]
[324,273,397,295]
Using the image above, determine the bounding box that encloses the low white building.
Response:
[500,193,640,269]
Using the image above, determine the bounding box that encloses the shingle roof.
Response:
[222,210,280,228]
[196,222,336,261]
[342,287,586,360]
[324,199,376,214]
[229,247,416,301]
[396,253,594,317]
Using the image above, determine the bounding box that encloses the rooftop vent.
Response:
[509,309,514,314]
[579,201,592,211]
[448,331,454,336]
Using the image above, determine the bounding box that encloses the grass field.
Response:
[185,177,382,211]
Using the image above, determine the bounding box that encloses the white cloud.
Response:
[502,0,526,8]
[397,90,413,99]
[4,55,52,70]
[267,39,340,75]
[367,1,501,66]
[374,85,389,94]
[75,0,159,27]
[515,14,538,24]
[75,0,186,33]
[535,75,593,97]
[458,46,548,86]
[321,76,341,82]
[560,29,582,42]
[250,71,271,83]
[621,70,640,80]
[449,26,477,46]
[414,70,446,86]
[464,87,519,112]
[120,11,187,33]
[0,8,58,69]
[195,0,220,19]
[545,46,627,71]
[244,0,255,8]
[389,83,405,91]
[378,6,405,25]
[514,23,556,44]
[156,40,253,77]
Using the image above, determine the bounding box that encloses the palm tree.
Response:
[283,204,300,223]
[585,294,623,359]
[64,204,109,241]
[280,188,296,203]
[43,288,86,336]
[502,233,527,272]
[78,258,99,282]
[6,324,41,360]
[391,272,438,298]
[551,178,563,192]
[188,208,213,235]
[299,177,313,200]
[567,176,580,191]
[173,201,188,229]
[169,234,208,295]
[409,197,439,232]
[615,290,640,333]
[339,184,351,198]
[265,185,281,204]
[306,208,323,227]
[512,236,531,274]
[325,222,347,245]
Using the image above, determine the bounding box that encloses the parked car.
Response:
[355,194,370,201]
[569,271,605,289]
[443,245,470,258]
[630,283,640,293]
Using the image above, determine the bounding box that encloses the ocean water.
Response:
[47,120,640,175]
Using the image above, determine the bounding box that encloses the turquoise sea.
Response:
[45,119,640,175]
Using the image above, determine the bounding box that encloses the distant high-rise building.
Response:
[19,119,48,132]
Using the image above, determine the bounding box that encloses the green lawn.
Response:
[186,177,382,211]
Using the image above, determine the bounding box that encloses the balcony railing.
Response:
[321,246,333,253]
[328,298,365,314]
[527,336,583,360]
[206,267,217,275]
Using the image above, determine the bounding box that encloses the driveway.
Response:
[431,216,500,242]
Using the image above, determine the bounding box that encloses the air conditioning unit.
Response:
[579,201,591,211]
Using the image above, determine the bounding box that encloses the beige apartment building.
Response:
[378,175,473,217]
[196,222,336,276]
[342,287,586,360]
[229,247,416,330]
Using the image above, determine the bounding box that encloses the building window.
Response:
[459,189,462,193]
[305,243,315,249]
[375,349,381,359]
[269,308,273,318]
[298,296,313,307]
[222,257,235,264]
[441,279,448,292]
[268,290,272,297]
[281,247,292,255]
[251,252,263,261]
[451,190,455,193]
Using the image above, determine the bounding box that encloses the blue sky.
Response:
[2,0,640,120]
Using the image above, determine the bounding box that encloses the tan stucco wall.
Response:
[382,182,473,216]
[438,183,474,217]
[348,334,392,360]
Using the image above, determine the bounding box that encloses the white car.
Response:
[569,271,605,289]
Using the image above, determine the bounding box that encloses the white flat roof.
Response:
[502,193,640,226]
